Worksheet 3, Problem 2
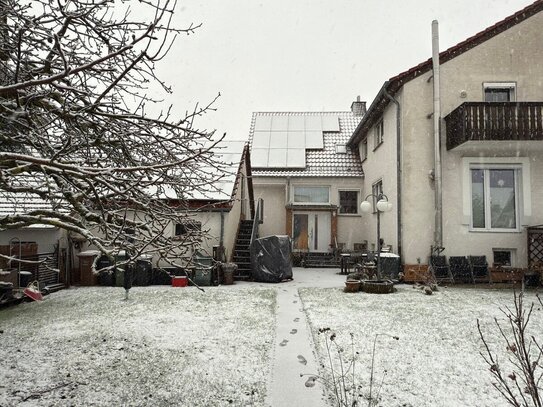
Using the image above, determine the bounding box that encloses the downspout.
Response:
[219,210,225,249]
[432,20,443,248]
[383,87,402,265]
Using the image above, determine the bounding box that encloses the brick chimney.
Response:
[351,96,366,117]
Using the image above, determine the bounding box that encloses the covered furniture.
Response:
[430,255,454,283]
[449,256,472,283]
[469,255,489,283]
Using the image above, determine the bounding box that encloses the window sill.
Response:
[372,142,383,152]
[338,213,360,217]
[468,228,521,233]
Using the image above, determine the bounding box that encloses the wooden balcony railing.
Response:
[445,102,543,150]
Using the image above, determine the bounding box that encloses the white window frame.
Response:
[462,157,531,232]
[338,189,360,215]
[483,82,516,102]
[470,167,519,231]
[371,180,383,213]
[373,120,384,150]
[361,138,368,161]
[292,185,330,205]
[492,248,515,268]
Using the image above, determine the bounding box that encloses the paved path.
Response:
[262,268,345,407]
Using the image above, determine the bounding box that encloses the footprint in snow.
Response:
[297,355,307,365]
[293,317,300,322]
[293,300,298,304]
[305,376,317,387]
[290,329,298,335]
[279,339,288,347]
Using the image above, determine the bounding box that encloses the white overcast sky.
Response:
[151,0,534,142]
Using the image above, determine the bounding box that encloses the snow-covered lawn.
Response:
[0,286,276,407]
[300,285,543,407]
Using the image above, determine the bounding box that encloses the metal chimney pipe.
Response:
[432,20,443,249]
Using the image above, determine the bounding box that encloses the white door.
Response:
[292,212,331,252]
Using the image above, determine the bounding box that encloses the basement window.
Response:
[493,249,514,267]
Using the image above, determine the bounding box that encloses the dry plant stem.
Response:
[307,329,398,407]
[478,293,543,407]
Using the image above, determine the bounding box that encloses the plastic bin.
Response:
[192,254,214,286]
[134,256,152,286]
[172,276,188,287]
[19,271,33,288]
[379,254,400,279]
[96,256,115,286]
[114,252,128,287]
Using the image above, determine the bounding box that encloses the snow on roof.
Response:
[0,193,57,216]
[161,140,247,202]
[0,193,61,229]
[248,111,363,177]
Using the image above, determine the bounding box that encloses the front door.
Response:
[292,212,331,252]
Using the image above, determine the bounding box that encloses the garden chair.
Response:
[449,256,472,283]
[469,255,489,283]
[430,255,454,283]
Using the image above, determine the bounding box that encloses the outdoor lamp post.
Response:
[360,194,392,280]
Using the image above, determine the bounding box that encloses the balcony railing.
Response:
[445,102,543,150]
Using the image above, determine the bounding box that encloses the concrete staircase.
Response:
[232,219,253,280]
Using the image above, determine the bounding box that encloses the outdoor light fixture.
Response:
[360,194,392,279]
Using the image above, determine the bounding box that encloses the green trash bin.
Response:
[192,253,213,286]
[114,251,128,287]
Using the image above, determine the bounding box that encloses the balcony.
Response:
[445,102,543,150]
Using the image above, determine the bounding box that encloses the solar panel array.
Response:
[252,114,340,168]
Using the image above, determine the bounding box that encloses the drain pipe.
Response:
[432,20,443,248]
[383,87,402,264]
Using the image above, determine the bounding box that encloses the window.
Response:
[361,138,368,161]
[483,82,516,102]
[493,249,514,267]
[339,190,359,214]
[175,221,201,236]
[293,186,329,204]
[373,120,384,149]
[371,180,383,212]
[471,168,518,230]
[335,144,347,154]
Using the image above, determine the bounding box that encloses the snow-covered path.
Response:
[261,268,345,407]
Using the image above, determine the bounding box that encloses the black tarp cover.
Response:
[250,235,293,283]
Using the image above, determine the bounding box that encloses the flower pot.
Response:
[344,280,361,293]
[361,280,394,294]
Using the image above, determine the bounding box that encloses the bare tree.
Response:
[478,293,543,407]
[0,0,226,270]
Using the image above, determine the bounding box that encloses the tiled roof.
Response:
[348,0,543,147]
[249,111,363,177]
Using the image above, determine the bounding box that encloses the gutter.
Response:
[347,81,391,149]
[383,87,402,265]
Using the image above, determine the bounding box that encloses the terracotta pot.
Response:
[344,280,361,293]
